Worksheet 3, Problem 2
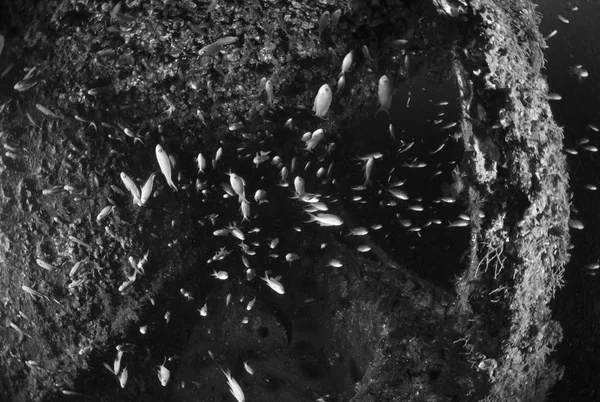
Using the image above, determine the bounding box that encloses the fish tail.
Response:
[168,180,178,192]
[376,106,391,118]
[304,212,317,223]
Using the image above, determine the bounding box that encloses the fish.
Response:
[386,188,408,200]
[253,151,270,167]
[279,166,289,186]
[327,259,343,267]
[547,93,562,100]
[199,303,208,316]
[119,366,128,388]
[261,272,285,294]
[376,75,393,117]
[240,199,250,222]
[213,36,238,46]
[364,157,375,186]
[214,228,231,236]
[69,235,91,249]
[230,227,245,241]
[265,80,275,102]
[155,144,177,192]
[140,173,156,205]
[244,361,254,375]
[312,202,328,211]
[317,11,330,38]
[305,128,325,151]
[305,213,343,226]
[97,206,114,221]
[198,42,222,57]
[328,47,339,63]
[69,260,86,277]
[114,350,124,376]
[330,9,342,30]
[362,45,373,65]
[197,153,207,173]
[215,146,223,166]
[228,172,247,202]
[339,51,354,77]
[258,77,267,93]
[348,227,368,236]
[391,38,408,47]
[14,75,44,92]
[569,219,584,230]
[35,104,60,118]
[313,84,332,119]
[335,74,346,94]
[211,270,229,280]
[21,285,51,301]
[448,220,470,228]
[157,358,170,386]
[544,30,558,40]
[0,33,4,59]
[221,368,245,402]
[247,297,256,311]
[36,258,55,270]
[286,253,300,262]
[357,245,371,253]
[557,14,569,24]
[358,152,383,161]
[294,176,306,198]
[254,189,268,204]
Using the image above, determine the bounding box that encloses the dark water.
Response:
[535,1,600,400]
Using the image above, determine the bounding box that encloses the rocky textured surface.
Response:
[0,0,568,401]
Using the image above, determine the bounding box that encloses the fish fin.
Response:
[376,106,391,118]
[304,212,317,223]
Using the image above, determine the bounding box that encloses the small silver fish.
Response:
[254,189,268,204]
[376,75,393,117]
[155,145,177,192]
[197,153,207,173]
[140,173,156,205]
[305,213,343,226]
[157,358,170,386]
[213,36,238,46]
[265,80,275,102]
[198,42,222,57]
[317,11,330,38]
[313,84,332,119]
[339,51,354,77]
[364,157,375,186]
[261,272,285,294]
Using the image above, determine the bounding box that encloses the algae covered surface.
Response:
[0,0,569,401]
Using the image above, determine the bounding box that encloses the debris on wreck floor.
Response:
[0,0,568,401]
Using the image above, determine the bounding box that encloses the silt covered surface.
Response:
[0,0,569,401]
